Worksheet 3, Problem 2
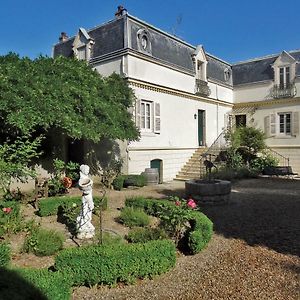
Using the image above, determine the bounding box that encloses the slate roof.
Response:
[52,14,300,88]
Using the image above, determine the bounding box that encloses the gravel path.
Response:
[72,177,300,300]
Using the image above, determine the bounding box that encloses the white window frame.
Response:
[279,66,290,88]
[278,112,291,136]
[140,100,153,132]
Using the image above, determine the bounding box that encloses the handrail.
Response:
[265,147,290,167]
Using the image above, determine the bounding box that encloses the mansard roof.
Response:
[232,50,300,85]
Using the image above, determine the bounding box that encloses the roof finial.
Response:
[115,5,127,18]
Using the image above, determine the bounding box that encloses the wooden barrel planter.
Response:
[142,168,159,185]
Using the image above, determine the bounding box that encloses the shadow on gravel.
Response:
[199,178,300,257]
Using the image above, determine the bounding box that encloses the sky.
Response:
[1,0,300,63]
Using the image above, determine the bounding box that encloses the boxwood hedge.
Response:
[55,239,176,286]
[38,196,107,217]
[0,243,10,267]
[125,196,213,254]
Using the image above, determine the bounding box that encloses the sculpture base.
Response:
[77,229,95,240]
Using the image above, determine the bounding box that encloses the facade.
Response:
[53,12,300,180]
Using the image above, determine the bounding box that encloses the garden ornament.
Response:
[76,164,95,239]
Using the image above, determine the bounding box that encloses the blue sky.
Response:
[1,0,299,63]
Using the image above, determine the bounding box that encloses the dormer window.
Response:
[279,66,290,88]
[137,29,152,55]
[72,27,94,61]
[271,51,297,98]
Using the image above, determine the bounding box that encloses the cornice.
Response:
[128,78,233,108]
[233,97,300,108]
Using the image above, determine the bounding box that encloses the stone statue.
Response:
[76,164,95,239]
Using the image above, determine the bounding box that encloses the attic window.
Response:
[77,46,86,60]
[224,68,231,82]
[137,29,152,55]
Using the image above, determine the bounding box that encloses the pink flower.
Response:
[2,207,12,214]
[175,200,181,206]
[187,199,197,209]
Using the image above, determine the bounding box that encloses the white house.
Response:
[53,11,300,181]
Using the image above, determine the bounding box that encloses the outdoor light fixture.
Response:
[194,113,197,119]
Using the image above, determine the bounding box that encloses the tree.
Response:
[0,53,139,142]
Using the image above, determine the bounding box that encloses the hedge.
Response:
[55,239,176,286]
[0,268,71,300]
[125,196,213,254]
[112,174,146,191]
[0,243,10,267]
[38,196,107,217]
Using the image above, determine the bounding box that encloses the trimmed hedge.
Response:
[126,227,168,243]
[0,268,71,300]
[112,174,146,191]
[0,243,10,267]
[119,207,150,228]
[125,197,213,254]
[38,196,107,217]
[55,239,176,286]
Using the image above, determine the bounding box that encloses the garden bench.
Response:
[263,166,298,177]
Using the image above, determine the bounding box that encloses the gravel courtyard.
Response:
[73,177,300,300]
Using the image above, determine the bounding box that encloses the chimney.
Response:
[115,5,127,18]
[59,32,68,42]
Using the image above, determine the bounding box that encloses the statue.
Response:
[76,164,95,239]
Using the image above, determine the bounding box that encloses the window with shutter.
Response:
[292,112,299,136]
[154,102,161,134]
[135,99,141,129]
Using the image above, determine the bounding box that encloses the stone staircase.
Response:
[175,147,208,181]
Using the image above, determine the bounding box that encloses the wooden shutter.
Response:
[270,113,276,136]
[292,112,299,136]
[264,116,270,137]
[135,99,141,129]
[154,102,161,133]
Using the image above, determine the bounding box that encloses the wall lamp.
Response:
[194,113,197,119]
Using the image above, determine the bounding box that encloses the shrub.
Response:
[119,207,150,228]
[125,197,213,254]
[126,227,168,243]
[55,240,176,286]
[250,153,279,173]
[0,201,22,237]
[0,243,10,267]
[112,174,146,190]
[112,175,125,191]
[38,196,107,217]
[0,268,71,300]
[95,232,124,246]
[23,227,64,256]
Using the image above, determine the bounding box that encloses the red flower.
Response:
[175,200,181,206]
[187,199,197,209]
[2,207,12,214]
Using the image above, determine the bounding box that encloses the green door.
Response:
[150,159,163,183]
[198,110,205,146]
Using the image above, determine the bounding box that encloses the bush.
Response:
[95,232,124,246]
[0,201,22,237]
[38,196,107,217]
[112,174,146,190]
[125,197,213,254]
[0,268,71,300]
[55,240,176,286]
[112,175,125,191]
[250,153,279,173]
[23,227,64,256]
[119,207,150,228]
[126,227,168,243]
[0,243,10,267]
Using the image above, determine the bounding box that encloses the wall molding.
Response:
[233,97,300,108]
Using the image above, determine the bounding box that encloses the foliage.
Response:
[0,135,42,194]
[94,232,124,246]
[2,188,25,202]
[0,268,71,300]
[250,153,279,172]
[112,174,147,190]
[0,201,22,237]
[210,166,258,181]
[23,227,64,256]
[126,227,168,243]
[54,240,176,286]
[125,197,213,254]
[0,54,139,143]
[38,196,107,217]
[119,207,150,228]
[0,243,10,267]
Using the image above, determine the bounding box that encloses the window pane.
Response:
[286,68,290,85]
[141,103,145,129]
[286,114,291,133]
[146,104,151,129]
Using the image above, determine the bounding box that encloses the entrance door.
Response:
[198,110,206,146]
[150,159,163,183]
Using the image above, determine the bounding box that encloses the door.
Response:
[150,159,163,183]
[198,110,206,146]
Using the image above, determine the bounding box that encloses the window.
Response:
[141,101,152,131]
[279,113,291,135]
[224,68,231,82]
[135,100,161,134]
[77,46,86,60]
[279,67,290,89]
[235,114,246,127]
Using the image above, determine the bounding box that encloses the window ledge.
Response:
[141,132,158,137]
[274,135,296,139]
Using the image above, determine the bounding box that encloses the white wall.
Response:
[93,57,122,77]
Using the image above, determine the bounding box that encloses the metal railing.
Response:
[265,147,290,167]
[270,82,296,99]
[195,79,211,97]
